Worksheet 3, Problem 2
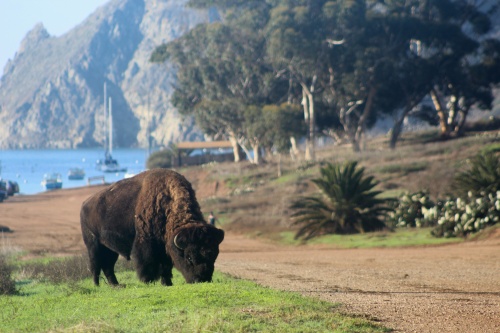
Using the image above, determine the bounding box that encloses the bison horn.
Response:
[173,234,184,250]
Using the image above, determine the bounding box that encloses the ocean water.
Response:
[0,149,148,195]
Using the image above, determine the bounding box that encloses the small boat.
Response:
[68,168,85,180]
[96,85,127,174]
[96,153,127,173]
[41,173,63,190]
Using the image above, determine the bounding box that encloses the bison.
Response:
[80,169,224,286]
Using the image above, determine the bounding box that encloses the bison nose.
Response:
[191,277,212,284]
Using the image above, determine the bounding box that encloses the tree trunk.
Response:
[228,134,241,162]
[390,109,407,149]
[389,103,417,149]
[307,90,316,160]
[447,95,459,130]
[354,86,376,152]
[301,85,316,160]
[430,89,449,136]
[252,142,260,165]
[301,89,312,160]
[277,153,282,178]
[289,137,299,160]
[454,107,470,136]
[238,141,253,163]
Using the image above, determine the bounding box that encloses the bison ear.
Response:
[211,227,224,245]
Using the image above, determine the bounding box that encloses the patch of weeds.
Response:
[272,172,309,185]
[0,233,23,257]
[377,162,428,175]
[420,146,452,157]
[201,197,231,205]
[18,255,135,285]
[480,143,500,154]
[0,254,17,295]
[20,255,91,284]
[296,160,319,171]
[225,175,253,188]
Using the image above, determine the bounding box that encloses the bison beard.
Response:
[80,169,224,286]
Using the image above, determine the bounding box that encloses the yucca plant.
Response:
[290,161,393,240]
[452,151,500,198]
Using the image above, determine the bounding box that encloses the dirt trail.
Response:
[218,235,500,333]
[1,187,499,332]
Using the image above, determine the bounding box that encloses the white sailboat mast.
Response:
[103,82,107,151]
[109,97,113,156]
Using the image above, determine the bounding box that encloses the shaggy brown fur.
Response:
[80,169,224,286]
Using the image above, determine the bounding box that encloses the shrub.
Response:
[389,190,500,238]
[146,148,176,169]
[290,161,393,240]
[452,151,500,198]
[0,254,16,295]
[388,191,437,228]
[431,192,500,238]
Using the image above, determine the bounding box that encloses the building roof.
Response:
[176,141,233,150]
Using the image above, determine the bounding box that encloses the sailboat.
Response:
[96,84,127,173]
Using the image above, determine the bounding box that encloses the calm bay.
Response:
[0,149,148,195]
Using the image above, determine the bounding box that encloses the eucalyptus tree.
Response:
[300,0,391,151]
[321,0,500,148]
[264,0,339,159]
[151,18,271,162]
[406,0,500,138]
[261,103,306,156]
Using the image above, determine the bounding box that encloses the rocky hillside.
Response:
[0,0,213,149]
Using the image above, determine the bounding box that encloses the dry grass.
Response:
[16,255,135,284]
[0,254,16,295]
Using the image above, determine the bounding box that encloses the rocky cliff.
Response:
[0,0,210,149]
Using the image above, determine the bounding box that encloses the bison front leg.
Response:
[159,256,174,286]
[132,239,161,283]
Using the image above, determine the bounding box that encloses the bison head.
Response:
[171,224,224,283]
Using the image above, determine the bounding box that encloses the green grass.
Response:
[376,162,428,175]
[480,142,500,154]
[275,228,462,248]
[1,269,387,333]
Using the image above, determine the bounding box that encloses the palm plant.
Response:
[290,161,393,240]
[452,151,500,198]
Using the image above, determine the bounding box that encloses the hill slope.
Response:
[0,0,210,149]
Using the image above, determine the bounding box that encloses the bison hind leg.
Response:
[99,245,120,286]
[85,244,119,286]
[82,231,104,286]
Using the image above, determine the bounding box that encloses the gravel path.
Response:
[217,235,500,333]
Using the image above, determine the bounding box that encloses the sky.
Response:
[0,0,109,77]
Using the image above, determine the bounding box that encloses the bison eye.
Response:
[187,255,193,264]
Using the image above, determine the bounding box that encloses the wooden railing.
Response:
[87,176,105,185]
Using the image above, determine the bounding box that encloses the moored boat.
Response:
[96,85,127,173]
[68,168,85,180]
[41,173,63,190]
